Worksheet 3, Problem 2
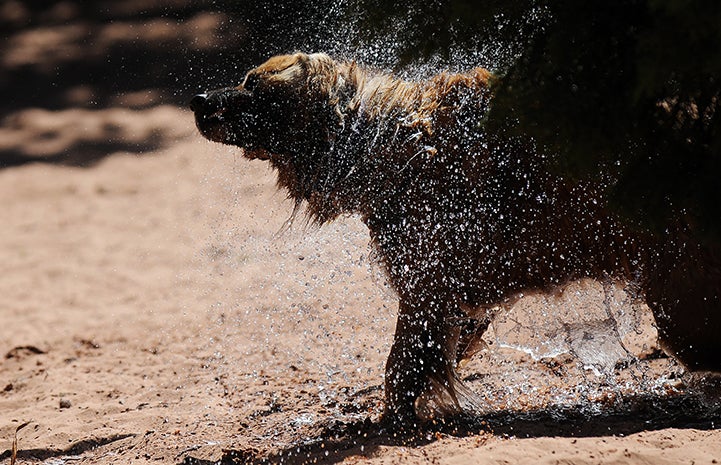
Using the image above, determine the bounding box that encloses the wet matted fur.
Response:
[191,52,721,426]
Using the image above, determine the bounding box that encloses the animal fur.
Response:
[191,52,721,426]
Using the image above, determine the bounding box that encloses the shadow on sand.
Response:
[182,387,721,465]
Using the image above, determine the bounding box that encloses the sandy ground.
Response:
[2,2,720,464]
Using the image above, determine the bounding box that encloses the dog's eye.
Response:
[243,73,260,91]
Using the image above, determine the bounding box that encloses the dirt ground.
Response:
[2,2,720,464]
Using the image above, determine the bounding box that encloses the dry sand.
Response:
[1,3,720,464]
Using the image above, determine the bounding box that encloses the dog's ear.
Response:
[299,54,340,99]
[300,53,358,128]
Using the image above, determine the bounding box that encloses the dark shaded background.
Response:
[355,0,721,243]
[0,0,348,116]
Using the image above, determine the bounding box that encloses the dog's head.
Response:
[190,52,346,161]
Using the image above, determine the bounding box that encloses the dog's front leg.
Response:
[382,296,465,427]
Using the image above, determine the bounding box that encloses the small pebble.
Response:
[59,399,72,409]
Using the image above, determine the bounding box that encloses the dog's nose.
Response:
[189,93,208,112]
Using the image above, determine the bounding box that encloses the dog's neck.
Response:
[301,66,431,222]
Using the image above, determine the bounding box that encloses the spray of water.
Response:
[192,0,718,435]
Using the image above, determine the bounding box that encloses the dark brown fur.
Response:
[191,52,721,426]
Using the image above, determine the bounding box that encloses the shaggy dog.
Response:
[190,52,721,426]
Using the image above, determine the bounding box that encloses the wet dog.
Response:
[191,52,721,425]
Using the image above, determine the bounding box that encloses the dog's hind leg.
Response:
[454,302,499,366]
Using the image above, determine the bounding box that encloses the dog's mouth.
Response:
[190,90,249,144]
[190,90,273,161]
[193,112,230,144]
[192,107,230,141]
[205,107,228,122]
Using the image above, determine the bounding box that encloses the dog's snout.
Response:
[189,93,208,112]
